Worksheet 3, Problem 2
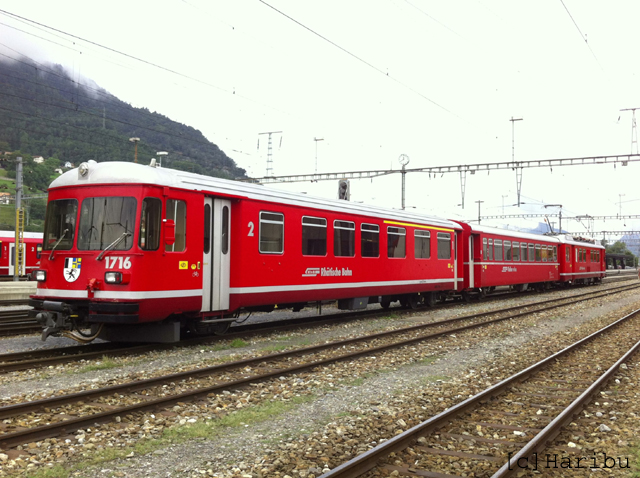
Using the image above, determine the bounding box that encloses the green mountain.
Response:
[0,56,247,179]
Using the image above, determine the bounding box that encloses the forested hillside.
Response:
[0,56,247,179]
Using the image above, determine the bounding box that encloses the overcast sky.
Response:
[1,1,639,238]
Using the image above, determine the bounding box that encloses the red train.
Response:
[29,161,605,343]
[0,231,43,278]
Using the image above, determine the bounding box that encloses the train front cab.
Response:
[30,179,239,343]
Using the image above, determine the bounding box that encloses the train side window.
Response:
[165,199,187,252]
[482,238,488,259]
[221,206,229,255]
[203,204,211,254]
[437,232,451,259]
[259,211,284,254]
[140,198,162,251]
[415,230,430,259]
[528,244,535,262]
[520,242,528,261]
[504,241,512,261]
[535,244,542,262]
[361,223,379,258]
[552,246,557,262]
[387,226,406,258]
[334,220,355,257]
[487,239,493,261]
[565,247,570,262]
[302,216,327,256]
[494,240,503,261]
[512,242,520,261]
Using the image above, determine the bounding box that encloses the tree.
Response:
[605,241,637,267]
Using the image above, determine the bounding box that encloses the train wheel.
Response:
[381,300,391,309]
[407,294,419,309]
[425,292,437,307]
[461,291,472,303]
[211,322,231,335]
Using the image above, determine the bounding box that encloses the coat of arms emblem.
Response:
[64,257,82,282]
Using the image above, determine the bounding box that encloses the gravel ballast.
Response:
[0,283,639,477]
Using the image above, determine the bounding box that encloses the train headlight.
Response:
[34,270,46,282]
[105,271,122,284]
[78,162,90,176]
[104,272,130,284]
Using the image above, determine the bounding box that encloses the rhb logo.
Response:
[302,268,320,277]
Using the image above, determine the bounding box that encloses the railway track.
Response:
[320,308,640,478]
[0,281,637,374]
[0,281,637,451]
[0,276,632,340]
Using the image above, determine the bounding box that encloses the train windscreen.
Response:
[43,199,78,250]
[77,197,136,251]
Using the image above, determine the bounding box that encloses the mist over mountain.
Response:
[0,56,247,179]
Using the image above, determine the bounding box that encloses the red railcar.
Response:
[557,235,606,284]
[30,161,463,342]
[0,231,43,278]
[454,223,562,296]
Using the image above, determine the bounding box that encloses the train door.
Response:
[468,235,474,288]
[8,243,15,276]
[202,197,231,312]
[453,231,458,290]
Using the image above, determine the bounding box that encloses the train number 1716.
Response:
[105,256,132,269]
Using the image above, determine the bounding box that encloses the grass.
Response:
[25,395,316,478]
[200,338,249,353]
[74,356,121,373]
[229,338,249,348]
[416,356,438,365]
[261,343,289,353]
[380,313,401,320]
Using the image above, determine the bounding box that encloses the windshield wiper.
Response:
[48,229,68,260]
[97,232,132,261]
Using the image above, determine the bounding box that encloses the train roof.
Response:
[461,223,563,243]
[50,161,461,230]
[460,223,604,249]
[555,234,604,248]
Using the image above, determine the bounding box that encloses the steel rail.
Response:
[0,283,636,374]
[494,310,640,477]
[0,284,637,449]
[318,308,640,478]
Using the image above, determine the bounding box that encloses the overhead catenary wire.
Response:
[558,0,604,71]
[256,0,462,120]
